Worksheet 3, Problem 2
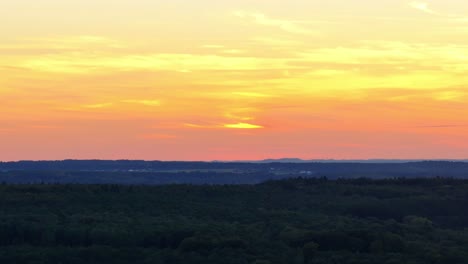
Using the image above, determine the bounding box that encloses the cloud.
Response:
[224,114,253,121]
[232,92,272,98]
[18,38,468,80]
[12,38,468,94]
[433,91,465,101]
[234,11,315,35]
[81,103,113,109]
[409,1,437,15]
[223,107,257,121]
[184,123,213,129]
[122,100,161,106]
[224,123,263,129]
[19,53,291,74]
[184,122,264,130]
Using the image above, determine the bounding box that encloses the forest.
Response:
[1,177,468,263]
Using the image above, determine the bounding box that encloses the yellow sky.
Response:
[1,0,468,160]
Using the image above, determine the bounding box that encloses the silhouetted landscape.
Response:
[1,160,468,184]
[1,177,468,263]
[1,160,468,263]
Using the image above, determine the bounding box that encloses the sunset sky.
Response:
[1,0,468,161]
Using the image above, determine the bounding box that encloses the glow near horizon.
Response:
[1,0,468,161]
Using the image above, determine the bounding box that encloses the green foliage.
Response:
[0,178,468,263]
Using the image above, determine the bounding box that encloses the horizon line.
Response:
[2,158,468,163]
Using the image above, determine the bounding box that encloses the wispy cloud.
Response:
[234,11,316,35]
[224,123,263,129]
[433,91,465,101]
[232,92,273,98]
[184,123,213,129]
[122,100,161,106]
[223,107,257,121]
[81,103,113,109]
[409,1,437,15]
[408,2,468,26]
[19,53,290,74]
[184,122,264,130]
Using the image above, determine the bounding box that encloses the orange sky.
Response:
[1,0,468,161]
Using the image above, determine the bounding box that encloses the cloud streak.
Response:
[224,123,263,129]
[122,100,161,106]
[81,103,113,109]
[409,1,437,14]
[234,11,316,35]
[19,53,291,74]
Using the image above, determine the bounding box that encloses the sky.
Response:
[1,0,468,161]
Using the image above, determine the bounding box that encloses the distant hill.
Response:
[250,158,468,164]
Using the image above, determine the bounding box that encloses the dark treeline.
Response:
[1,178,468,263]
[0,171,278,185]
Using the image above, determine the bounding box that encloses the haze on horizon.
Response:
[1,0,468,161]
